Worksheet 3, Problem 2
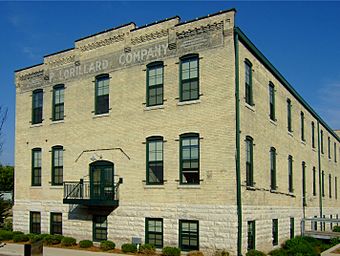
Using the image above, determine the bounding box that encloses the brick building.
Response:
[13,9,339,255]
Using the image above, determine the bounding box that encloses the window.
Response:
[311,122,315,148]
[246,136,254,187]
[287,99,292,132]
[52,84,64,121]
[180,54,199,102]
[300,112,305,141]
[247,221,255,250]
[30,212,41,234]
[302,162,306,206]
[95,74,109,114]
[269,82,275,121]
[146,137,163,185]
[245,59,253,105]
[328,137,331,159]
[312,216,317,231]
[93,215,107,241]
[313,167,316,196]
[50,213,62,235]
[336,177,338,199]
[288,155,293,193]
[180,133,199,184]
[330,215,333,230]
[32,89,43,124]
[272,219,278,246]
[179,220,199,251]
[322,171,325,197]
[145,218,163,248]
[52,146,63,186]
[290,218,294,239]
[32,148,42,186]
[270,147,276,190]
[334,143,337,162]
[329,174,332,198]
[321,130,324,154]
[147,62,163,106]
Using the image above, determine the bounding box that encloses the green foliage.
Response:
[283,236,318,256]
[79,240,93,248]
[3,218,12,231]
[0,166,14,191]
[61,236,76,246]
[330,237,340,246]
[0,194,11,223]
[0,230,13,240]
[43,234,63,245]
[162,246,181,256]
[333,226,340,232]
[139,243,156,254]
[121,243,138,253]
[100,240,116,251]
[245,249,266,256]
[12,231,23,235]
[12,234,29,242]
[268,248,288,256]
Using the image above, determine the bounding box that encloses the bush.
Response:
[188,251,204,256]
[333,226,340,232]
[3,218,13,231]
[284,236,317,256]
[268,248,288,256]
[122,243,137,253]
[0,230,13,240]
[12,234,29,242]
[61,236,76,246]
[139,244,156,254]
[43,234,63,245]
[79,240,93,248]
[213,250,230,256]
[245,249,266,256]
[162,246,181,256]
[330,238,340,246]
[100,240,116,251]
[12,231,24,236]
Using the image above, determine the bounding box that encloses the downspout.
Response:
[317,121,323,226]
[234,29,243,256]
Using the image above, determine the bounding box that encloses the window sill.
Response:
[288,192,295,197]
[270,188,279,193]
[177,184,200,189]
[144,105,164,111]
[245,103,255,112]
[93,113,110,119]
[246,186,256,191]
[144,185,165,189]
[312,147,316,152]
[301,140,306,146]
[50,120,64,125]
[288,131,294,137]
[30,186,42,189]
[177,99,201,106]
[49,185,63,189]
[30,123,43,128]
[269,119,277,126]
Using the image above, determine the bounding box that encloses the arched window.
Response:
[245,136,254,187]
[32,89,43,124]
[270,147,276,190]
[52,145,63,185]
[180,133,200,184]
[32,148,42,186]
[180,54,199,102]
[245,59,253,105]
[288,155,293,193]
[52,84,64,121]
[146,62,164,107]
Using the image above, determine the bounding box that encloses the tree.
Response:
[0,165,14,191]
[0,106,8,155]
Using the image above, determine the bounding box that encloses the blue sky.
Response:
[0,1,340,165]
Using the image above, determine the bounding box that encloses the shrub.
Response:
[284,236,317,256]
[0,230,13,240]
[139,244,156,254]
[213,250,230,256]
[43,234,63,245]
[61,236,76,246]
[245,249,266,256]
[12,231,24,236]
[162,246,181,256]
[188,251,204,256]
[3,219,13,231]
[100,240,116,251]
[12,234,29,242]
[333,226,340,232]
[268,248,288,256]
[330,237,340,246]
[79,240,93,248]
[122,243,137,253]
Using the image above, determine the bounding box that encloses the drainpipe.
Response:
[317,121,323,227]
[234,29,243,256]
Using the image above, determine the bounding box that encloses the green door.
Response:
[90,161,114,200]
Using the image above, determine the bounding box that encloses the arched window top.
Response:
[312,121,315,126]
[147,61,163,68]
[146,136,163,141]
[180,132,199,139]
[287,98,291,103]
[95,73,109,80]
[33,88,43,94]
[301,111,304,116]
[288,155,293,160]
[302,161,306,166]
[32,147,41,151]
[245,58,253,66]
[90,160,114,167]
[52,145,63,150]
[269,81,275,87]
[270,147,276,152]
[53,84,64,89]
[246,135,253,141]
[180,53,199,61]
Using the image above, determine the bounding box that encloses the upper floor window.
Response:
[302,161,306,206]
[245,59,253,106]
[287,99,292,132]
[52,146,63,186]
[311,122,315,148]
[322,170,325,197]
[328,137,331,159]
[32,148,42,186]
[180,133,199,184]
[246,136,254,187]
[329,174,332,198]
[335,177,338,199]
[269,82,275,121]
[95,74,109,114]
[52,84,64,121]
[32,89,43,124]
[146,136,163,185]
[180,54,199,102]
[270,147,276,190]
[313,166,317,196]
[300,112,305,141]
[321,130,324,154]
[335,142,337,162]
[288,155,293,193]
[147,62,164,107]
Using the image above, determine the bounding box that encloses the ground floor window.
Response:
[50,213,62,235]
[247,220,255,250]
[272,219,278,246]
[290,218,294,239]
[30,211,41,234]
[179,220,199,251]
[145,218,163,248]
[93,215,107,241]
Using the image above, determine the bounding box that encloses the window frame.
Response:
[146,62,164,107]
[95,74,110,115]
[272,219,278,246]
[32,148,42,186]
[245,59,253,106]
[179,54,199,102]
[270,147,276,190]
[51,146,63,186]
[328,137,331,159]
[313,167,317,196]
[334,142,337,162]
[335,176,338,200]
[246,136,254,187]
[179,220,199,251]
[322,171,325,197]
[302,162,306,206]
[50,212,62,235]
[269,82,275,121]
[145,218,163,248]
[300,112,305,141]
[93,215,108,242]
[52,84,65,121]
[146,136,164,185]
[311,122,315,148]
[32,89,43,124]
[247,220,255,251]
[329,174,332,198]
[30,211,41,234]
[287,99,292,132]
[321,130,324,154]
[288,155,293,193]
[290,217,294,239]
[180,133,200,185]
